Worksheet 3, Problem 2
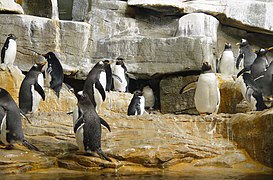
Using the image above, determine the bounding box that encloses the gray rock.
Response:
[0,0,24,14]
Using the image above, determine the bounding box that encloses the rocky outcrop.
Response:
[221,109,273,168]
[128,0,273,35]
[0,0,24,14]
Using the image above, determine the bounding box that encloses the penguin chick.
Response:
[127,90,145,116]
[74,91,111,161]
[0,88,39,151]
[142,85,155,110]
[1,34,17,65]
[217,43,235,75]
[19,63,45,114]
[43,52,64,98]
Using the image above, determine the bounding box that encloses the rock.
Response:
[222,109,273,168]
[128,0,273,35]
[0,0,24,14]
[72,0,90,21]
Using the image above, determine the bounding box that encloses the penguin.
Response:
[83,61,110,112]
[127,90,145,116]
[252,47,273,97]
[73,91,111,161]
[112,57,129,92]
[42,52,64,98]
[19,63,45,114]
[237,48,270,79]
[180,62,220,115]
[103,60,113,92]
[241,73,267,111]
[236,39,257,70]
[216,43,235,75]
[0,88,39,151]
[142,85,155,110]
[1,34,17,65]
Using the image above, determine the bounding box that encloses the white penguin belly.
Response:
[0,114,8,145]
[4,40,16,65]
[139,96,145,115]
[113,65,127,92]
[195,73,219,114]
[31,74,44,113]
[75,124,85,152]
[94,84,103,112]
[99,72,107,90]
[219,51,234,75]
[142,86,155,108]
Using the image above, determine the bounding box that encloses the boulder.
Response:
[128,0,273,35]
[222,109,273,168]
[0,0,24,14]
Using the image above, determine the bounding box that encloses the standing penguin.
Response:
[236,39,256,70]
[0,88,39,150]
[1,34,17,65]
[127,90,145,116]
[73,91,111,161]
[217,43,235,75]
[242,73,267,111]
[19,63,45,114]
[43,52,64,98]
[142,85,155,110]
[112,57,129,92]
[180,62,220,115]
[237,48,270,79]
[83,61,110,112]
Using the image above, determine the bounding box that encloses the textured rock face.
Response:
[0,0,24,14]
[128,0,273,34]
[222,109,273,168]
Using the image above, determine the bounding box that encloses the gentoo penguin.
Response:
[127,90,145,116]
[0,88,39,150]
[142,85,155,110]
[253,47,273,97]
[237,48,270,79]
[236,39,256,70]
[19,63,45,114]
[217,43,235,75]
[83,61,110,112]
[1,34,17,65]
[43,52,64,98]
[180,62,220,115]
[73,91,111,161]
[112,57,129,92]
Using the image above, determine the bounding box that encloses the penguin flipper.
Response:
[34,81,45,101]
[237,66,250,78]
[236,53,244,69]
[216,58,220,73]
[97,148,112,162]
[95,81,106,101]
[179,82,197,94]
[100,117,111,132]
[74,116,84,133]
[22,139,40,151]
[215,87,220,114]
[112,74,123,83]
[245,87,254,103]
[20,111,32,124]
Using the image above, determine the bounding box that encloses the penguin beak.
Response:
[267,47,273,51]
[236,43,241,46]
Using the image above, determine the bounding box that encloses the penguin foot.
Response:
[97,148,112,162]
[22,139,40,151]
[5,144,14,150]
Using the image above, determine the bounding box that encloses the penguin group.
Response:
[180,38,273,114]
